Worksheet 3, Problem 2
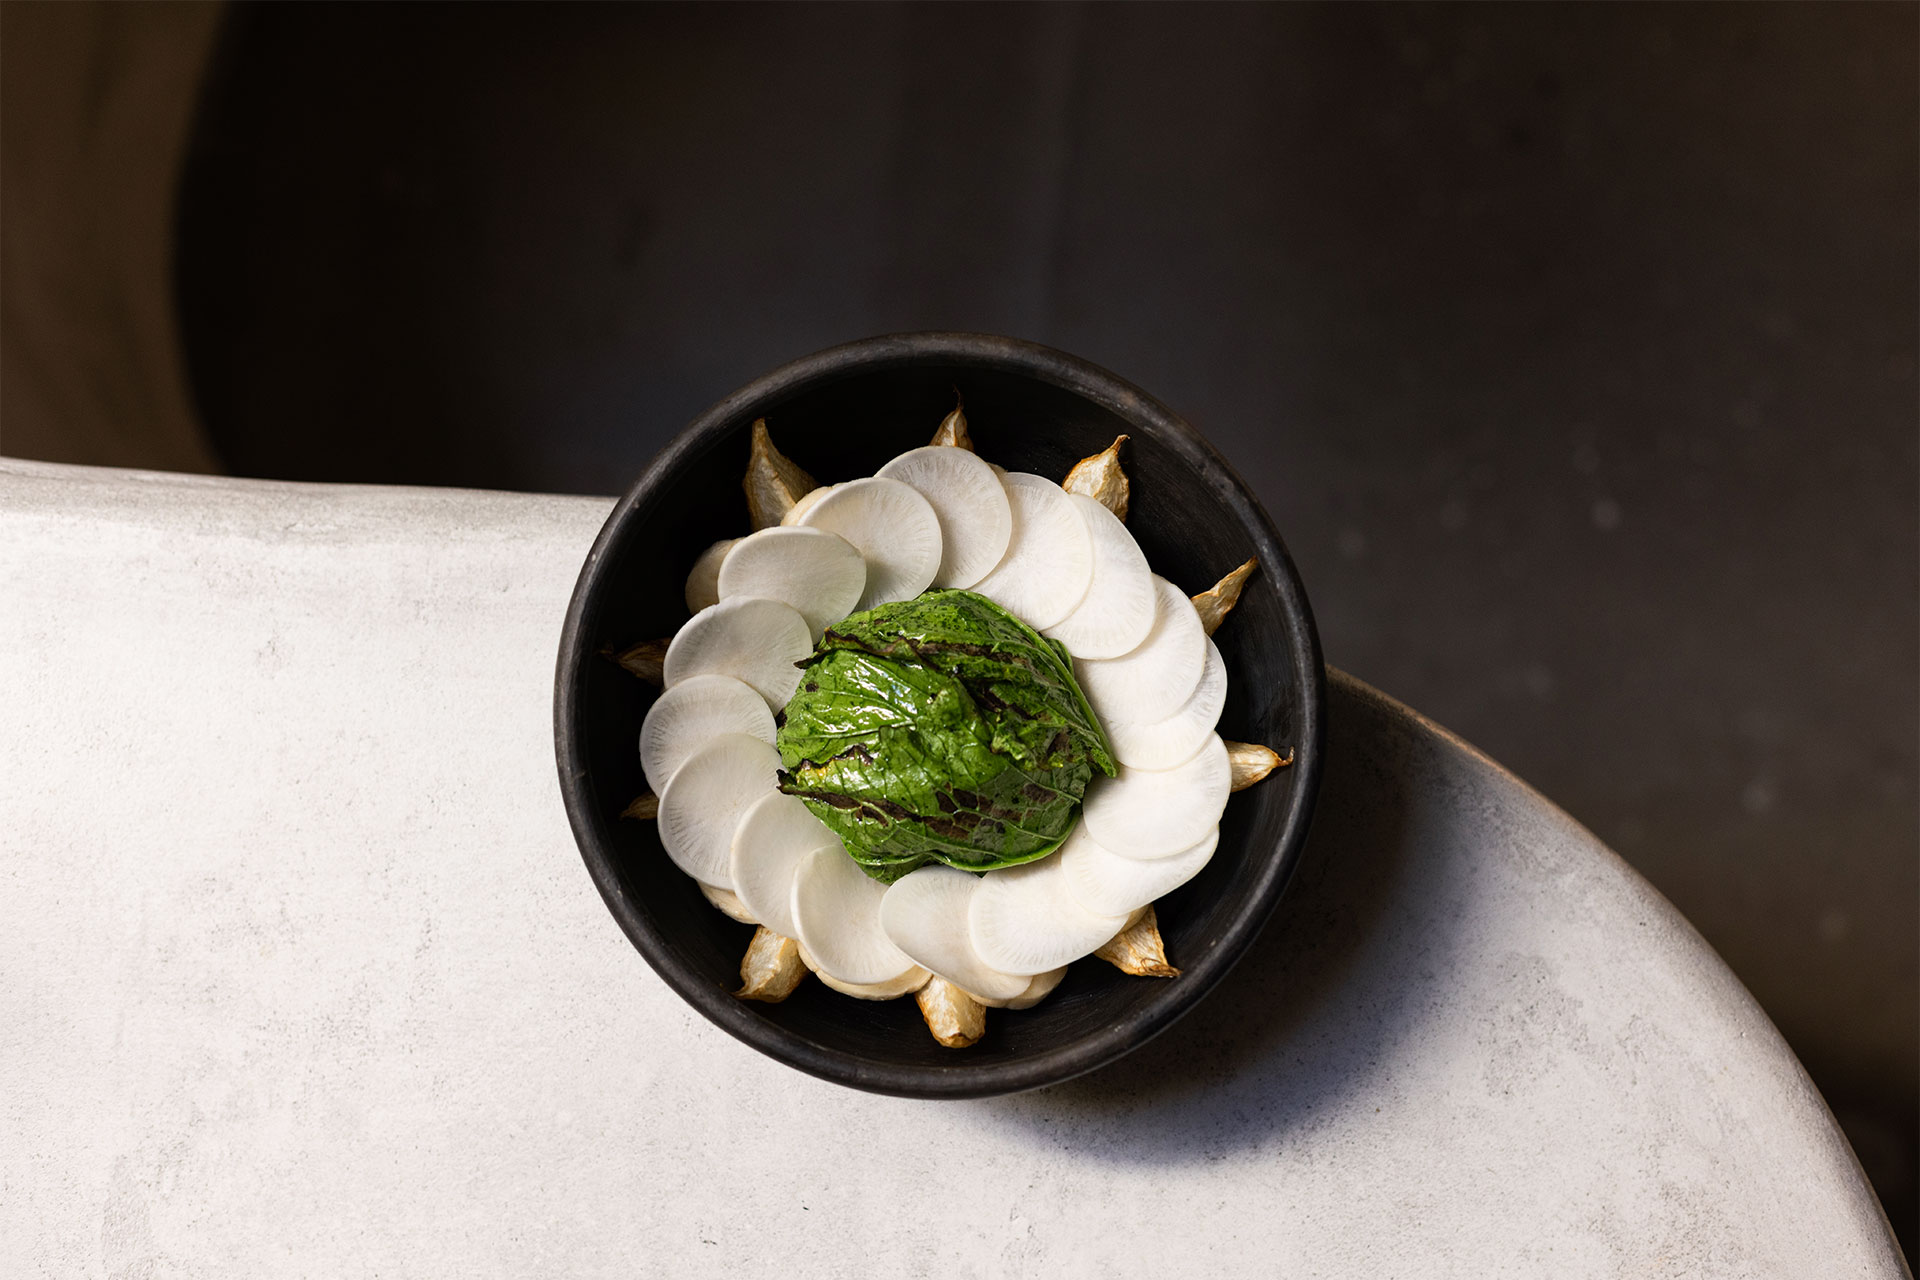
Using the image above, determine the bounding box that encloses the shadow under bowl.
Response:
[554,332,1325,1098]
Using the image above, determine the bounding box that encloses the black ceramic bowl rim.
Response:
[555,332,1325,1098]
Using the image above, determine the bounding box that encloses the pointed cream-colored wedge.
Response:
[1062,434,1130,521]
[737,926,809,1003]
[1191,558,1257,636]
[1226,740,1294,791]
[930,394,974,450]
[743,418,818,530]
[1094,904,1180,978]
[607,637,671,684]
[917,976,988,1047]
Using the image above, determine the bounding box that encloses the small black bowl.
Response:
[555,333,1324,1098]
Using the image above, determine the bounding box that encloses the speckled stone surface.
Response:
[1,459,1903,1277]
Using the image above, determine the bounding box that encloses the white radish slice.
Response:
[685,538,738,614]
[790,846,919,986]
[639,673,777,795]
[662,596,812,711]
[716,526,866,641]
[968,966,1068,1009]
[1101,638,1228,770]
[1061,823,1218,916]
[1043,494,1156,658]
[969,853,1130,974]
[875,446,1014,589]
[879,865,1031,1001]
[796,943,931,1000]
[969,472,1094,629]
[656,733,781,888]
[1007,966,1068,1010]
[1082,733,1231,859]
[729,792,840,940]
[797,477,942,611]
[780,484,838,527]
[1075,576,1208,724]
[817,966,930,1000]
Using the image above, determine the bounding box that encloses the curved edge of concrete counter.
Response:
[0,458,1905,1277]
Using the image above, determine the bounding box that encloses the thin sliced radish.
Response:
[717,526,866,640]
[791,846,919,985]
[879,865,1031,1000]
[969,472,1093,629]
[656,733,781,888]
[1082,733,1231,859]
[640,673,777,795]
[969,965,1069,1009]
[1007,966,1067,1010]
[968,853,1130,974]
[797,477,942,610]
[796,943,931,1000]
[780,484,838,527]
[1061,823,1218,916]
[875,446,1014,589]
[662,596,812,711]
[1102,638,1227,769]
[1043,494,1155,658]
[1075,576,1207,724]
[685,538,738,614]
[729,791,839,940]
[818,966,931,1000]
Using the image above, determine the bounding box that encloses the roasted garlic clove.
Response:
[608,637,671,684]
[700,882,758,924]
[744,418,818,530]
[621,791,660,820]
[1191,558,1257,636]
[1094,904,1180,978]
[930,393,974,450]
[1062,434,1130,522]
[737,926,809,1003]
[916,976,987,1047]
[1226,740,1293,791]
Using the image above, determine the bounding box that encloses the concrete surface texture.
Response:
[0,459,1904,1276]
[165,3,1917,1243]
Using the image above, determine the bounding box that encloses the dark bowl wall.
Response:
[559,339,1322,1093]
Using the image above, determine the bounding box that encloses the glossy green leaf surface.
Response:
[776,590,1115,881]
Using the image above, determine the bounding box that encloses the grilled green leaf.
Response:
[776,590,1115,880]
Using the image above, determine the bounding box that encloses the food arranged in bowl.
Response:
[612,398,1291,1047]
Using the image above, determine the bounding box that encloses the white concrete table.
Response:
[2,458,1904,1277]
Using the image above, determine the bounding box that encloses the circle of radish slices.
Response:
[638,426,1243,1019]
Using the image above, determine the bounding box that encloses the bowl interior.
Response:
[557,339,1322,1097]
